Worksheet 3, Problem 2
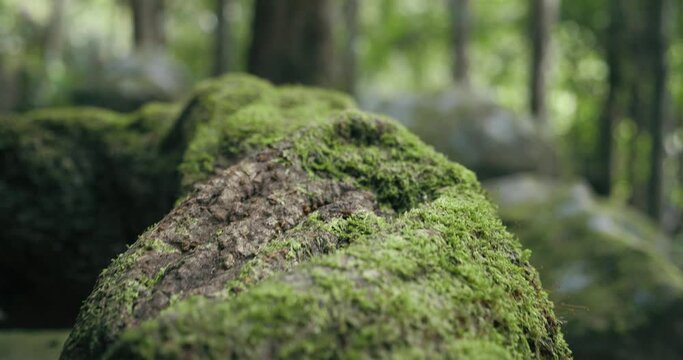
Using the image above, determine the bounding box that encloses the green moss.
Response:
[285,111,477,212]
[126,102,182,143]
[224,211,387,295]
[102,114,569,359]
[61,233,177,358]
[106,185,569,359]
[160,74,275,167]
[60,79,570,359]
[178,82,354,189]
[143,238,179,254]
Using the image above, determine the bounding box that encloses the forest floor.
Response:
[0,329,70,360]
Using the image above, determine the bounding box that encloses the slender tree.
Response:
[129,0,165,50]
[529,0,559,122]
[341,0,359,94]
[450,0,470,84]
[0,59,12,113]
[247,0,336,86]
[44,0,67,63]
[213,0,235,75]
[593,0,623,196]
[646,0,669,222]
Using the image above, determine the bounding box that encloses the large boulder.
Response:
[0,74,352,328]
[362,87,552,179]
[71,50,191,112]
[60,109,570,358]
[0,104,180,327]
[486,174,683,359]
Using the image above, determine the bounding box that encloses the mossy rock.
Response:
[61,110,570,359]
[0,104,180,327]
[486,174,683,359]
[0,74,353,328]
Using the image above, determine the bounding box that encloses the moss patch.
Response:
[106,184,568,359]
[178,80,354,189]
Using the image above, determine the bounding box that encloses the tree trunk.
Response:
[450,0,470,85]
[341,0,359,94]
[213,0,235,76]
[529,0,558,122]
[646,0,669,222]
[130,0,165,50]
[44,0,67,63]
[593,0,623,196]
[0,58,16,113]
[247,0,336,87]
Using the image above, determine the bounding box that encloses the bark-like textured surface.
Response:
[62,103,570,359]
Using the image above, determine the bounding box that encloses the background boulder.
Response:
[362,87,553,179]
[71,50,191,112]
[486,174,683,359]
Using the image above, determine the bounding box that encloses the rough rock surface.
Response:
[363,87,553,179]
[486,174,683,359]
[61,109,570,359]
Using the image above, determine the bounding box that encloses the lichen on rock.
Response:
[61,103,570,359]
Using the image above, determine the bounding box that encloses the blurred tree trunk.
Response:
[646,0,669,222]
[247,0,336,87]
[45,0,67,63]
[0,61,15,113]
[130,0,165,50]
[529,0,559,122]
[593,0,623,196]
[450,0,470,85]
[213,0,235,75]
[677,152,683,233]
[341,0,359,94]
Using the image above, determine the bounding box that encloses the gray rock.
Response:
[485,173,683,359]
[362,87,552,179]
[72,50,190,112]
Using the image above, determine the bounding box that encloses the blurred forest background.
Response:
[1,0,682,234]
[2,0,683,358]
